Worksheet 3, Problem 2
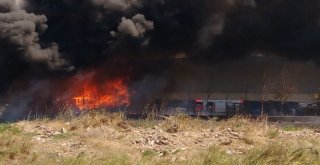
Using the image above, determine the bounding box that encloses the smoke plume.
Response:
[114,13,154,38]
[91,0,142,11]
[1,0,320,120]
[0,0,71,70]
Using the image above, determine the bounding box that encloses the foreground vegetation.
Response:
[0,111,320,165]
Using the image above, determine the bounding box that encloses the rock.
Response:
[61,128,68,134]
[171,134,177,137]
[54,132,62,135]
[153,126,160,130]
[183,132,189,137]
[86,127,92,132]
[178,157,187,161]
[158,150,170,157]
[227,128,240,137]
[230,131,240,137]
[226,150,233,155]
[40,135,48,138]
[147,139,155,146]
[155,137,170,145]
[180,147,187,151]
[220,138,232,145]
[171,148,180,154]
[167,124,179,133]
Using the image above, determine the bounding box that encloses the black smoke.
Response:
[20,1,320,63]
[2,0,320,120]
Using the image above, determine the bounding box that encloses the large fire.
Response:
[69,72,130,110]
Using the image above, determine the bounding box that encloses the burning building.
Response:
[69,71,130,110]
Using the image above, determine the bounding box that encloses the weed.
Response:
[242,137,254,145]
[134,119,159,128]
[243,142,320,165]
[0,134,32,162]
[53,133,73,140]
[70,111,126,130]
[0,123,20,134]
[190,146,238,165]
[267,128,279,139]
[282,125,303,131]
[161,114,215,132]
[142,149,157,158]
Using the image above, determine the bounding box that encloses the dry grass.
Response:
[68,111,126,131]
[186,140,320,165]
[161,114,217,132]
[2,111,320,165]
[266,128,279,139]
[242,142,320,165]
[0,124,36,164]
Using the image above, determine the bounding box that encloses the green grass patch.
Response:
[142,149,158,158]
[267,128,279,139]
[282,125,303,131]
[59,153,131,165]
[52,133,73,140]
[0,123,20,134]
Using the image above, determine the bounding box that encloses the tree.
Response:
[273,67,297,115]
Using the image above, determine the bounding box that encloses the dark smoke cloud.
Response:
[22,0,314,63]
[113,13,154,38]
[91,0,142,12]
[2,0,320,120]
[8,0,320,66]
[0,0,71,70]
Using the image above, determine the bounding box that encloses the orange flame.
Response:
[70,72,130,110]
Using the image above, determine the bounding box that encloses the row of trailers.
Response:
[147,99,320,117]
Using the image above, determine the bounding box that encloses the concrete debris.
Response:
[227,127,240,137]
[166,124,179,133]
[314,129,320,133]
[220,138,232,145]
[226,149,233,155]
[61,128,68,134]
[33,124,57,140]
